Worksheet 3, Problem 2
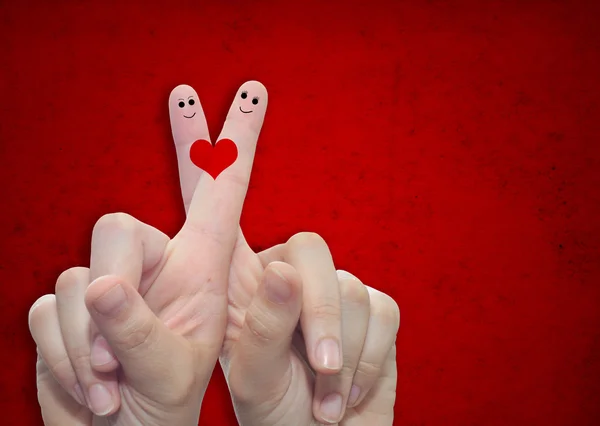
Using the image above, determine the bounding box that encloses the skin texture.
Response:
[28,82,400,426]
[28,81,268,426]
[169,82,267,212]
[222,237,400,426]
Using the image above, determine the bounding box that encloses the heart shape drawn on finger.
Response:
[189,139,238,179]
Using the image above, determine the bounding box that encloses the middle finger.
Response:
[313,270,371,424]
[284,232,344,376]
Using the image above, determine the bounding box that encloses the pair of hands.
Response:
[28,81,400,426]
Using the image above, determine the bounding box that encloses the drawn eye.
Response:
[178,101,185,108]
[252,97,259,105]
[241,91,248,99]
[188,99,195,106]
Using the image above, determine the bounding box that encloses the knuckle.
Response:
[69,347,93,377]
[311,298,341,321]
[370,291,401,331]
[340,363,359,380]
[55,267,88,294]
[287,231,327,251]
[340,279,370,307]
[391,302,401,330]
[180,221,228,246]
[244,306,277,344]
[29,295,55,330]
[383,298,401,331]
[118,316,158,354]
[355,358,382,381]
[46,354,77,386]
[163,353,198,407]
[93,212,136,236]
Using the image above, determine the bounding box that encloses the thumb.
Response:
[85,275,195,402]
[229,261,303,403]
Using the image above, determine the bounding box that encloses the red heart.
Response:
[189,138,238,179]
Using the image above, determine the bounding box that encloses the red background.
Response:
[1,0,599,424]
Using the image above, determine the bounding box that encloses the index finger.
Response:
[169,84,211,213]
[258,236,344,374]
[176,81,268,249]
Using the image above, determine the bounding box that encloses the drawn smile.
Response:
[183,112,196,119]
[239,106,253,114]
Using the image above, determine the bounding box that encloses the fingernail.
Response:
[91,335,116,366]
[73,383,86,406]
[320,392,343,422]
[348,384,361,406]
[88,383,113,416]
[93,283,127,316]
[265,268,292,304]
[316,338,341,370]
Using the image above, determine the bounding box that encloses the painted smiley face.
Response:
[238,90,260,114]
[177,96,198,118]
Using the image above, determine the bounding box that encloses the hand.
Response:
[166,85,400,424]
[28,80,268,425]
[223,236,400,425]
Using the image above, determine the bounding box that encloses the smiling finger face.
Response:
[183,80,268,239]
[169,84,210,146]
[231,81,268,132]
[239,91,259,114]
[177,94,198,118]
[156,81,268,347]
[169,84,211,211]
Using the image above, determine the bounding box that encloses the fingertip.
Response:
[313,337,343,374]
[242,80,267,92]
[235,80,268,112]
[90,335,119,372]
[347,384,361,407]
[88,382,118,417]
[263,267,293,305]
[169,83,196,97]
[85,275,119,296]
[315,392,344,424]
[28,294,55,330]
[169,84,202,118]
[84,275,128,318]
[265,261,302,303]
[336,269,359,281]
